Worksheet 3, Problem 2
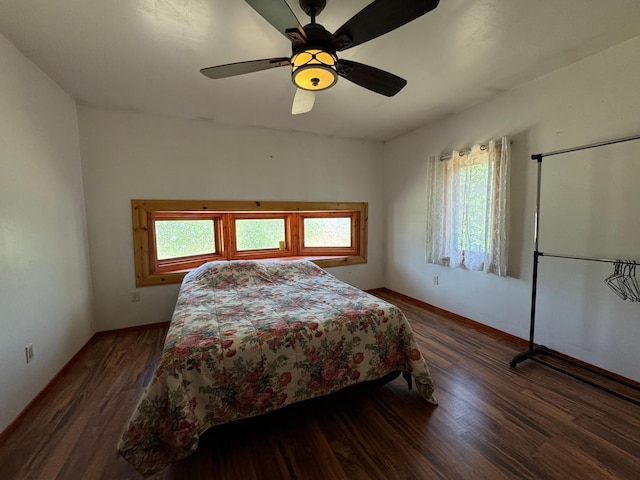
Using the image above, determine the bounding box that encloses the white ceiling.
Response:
[1,0,640,142]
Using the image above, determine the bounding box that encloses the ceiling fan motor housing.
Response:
[299,0,327,17]
[293,23,333,54]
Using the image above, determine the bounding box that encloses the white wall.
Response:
[0,34,94,431]
[384,36,640,382]
[78,107,385,332]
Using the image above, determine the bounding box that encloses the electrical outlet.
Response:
[131,290,140,302]
[433,276,439,285]
[25,344,34,364]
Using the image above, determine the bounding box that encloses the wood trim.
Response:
[132,200,368,287]
[132,201,147,287]
[133,199,366,212]
[360,203,368,262]
[227,213,293,259]
[370,288,640,389]
[0,320,171,446]
[313,255,366,268]
[368,288,528,347]
[298,211,359,257]
[536,348,640,388]
[4,293,640,478]
[93,321,170,337]
[0,335,97,447]
[149,212,224,273]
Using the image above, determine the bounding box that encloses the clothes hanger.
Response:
[604,260,627,300]
[622,261,640,302]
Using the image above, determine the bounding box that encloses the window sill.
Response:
[136,255,366,287]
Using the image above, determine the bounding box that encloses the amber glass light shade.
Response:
[291,49,338,91]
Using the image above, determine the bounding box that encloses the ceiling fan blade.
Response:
[245,0,308,44]
[200,58,290,79]
[292,89,315,115]
[330,0,440,51]
[337,59,407,97]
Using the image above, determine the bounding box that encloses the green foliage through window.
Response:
[155,220,215,260]
[235,219,285,251]
[304,218,351,247]
[455,162,491,254]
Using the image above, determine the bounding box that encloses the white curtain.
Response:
[426,137,510,276]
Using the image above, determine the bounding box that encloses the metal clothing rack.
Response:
[510,133,640,404]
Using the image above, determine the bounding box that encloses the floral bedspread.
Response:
[118,260,436,476]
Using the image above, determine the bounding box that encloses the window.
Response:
[235,218,285,251]
[303,216,352,247]
[132,200,367,286]
[149,212,224,274]
[299,212,358,257]
[156,220,216,259]
[426,137,510,276]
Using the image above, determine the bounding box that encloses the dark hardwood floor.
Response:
[1,289,639,479]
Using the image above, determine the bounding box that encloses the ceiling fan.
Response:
[200,0,440,114]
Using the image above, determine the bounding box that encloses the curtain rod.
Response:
[439,143,488,161]
[532,133,640,160]
[439,139,511,161]
[440,143,487,162]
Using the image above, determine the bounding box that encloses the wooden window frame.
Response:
[298,211,359,257]
[149,212,224,274]
[132,200,368,287]
[227,213,293,259]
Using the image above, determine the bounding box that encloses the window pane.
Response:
[455,163,489,253]
[155,220,215,260]
[235,219,285,251]
[304,217,351,247]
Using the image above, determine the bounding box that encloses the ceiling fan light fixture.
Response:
[291,49,337,91]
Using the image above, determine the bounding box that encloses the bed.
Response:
[118,260,436,476]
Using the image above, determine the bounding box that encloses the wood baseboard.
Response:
[369,287,640,390]
[0,321,170,447]
[94,320,170,337]
[3,291,637,447]
[368,287,528,347]
[531,348,640,390]
[0,333,97,447]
